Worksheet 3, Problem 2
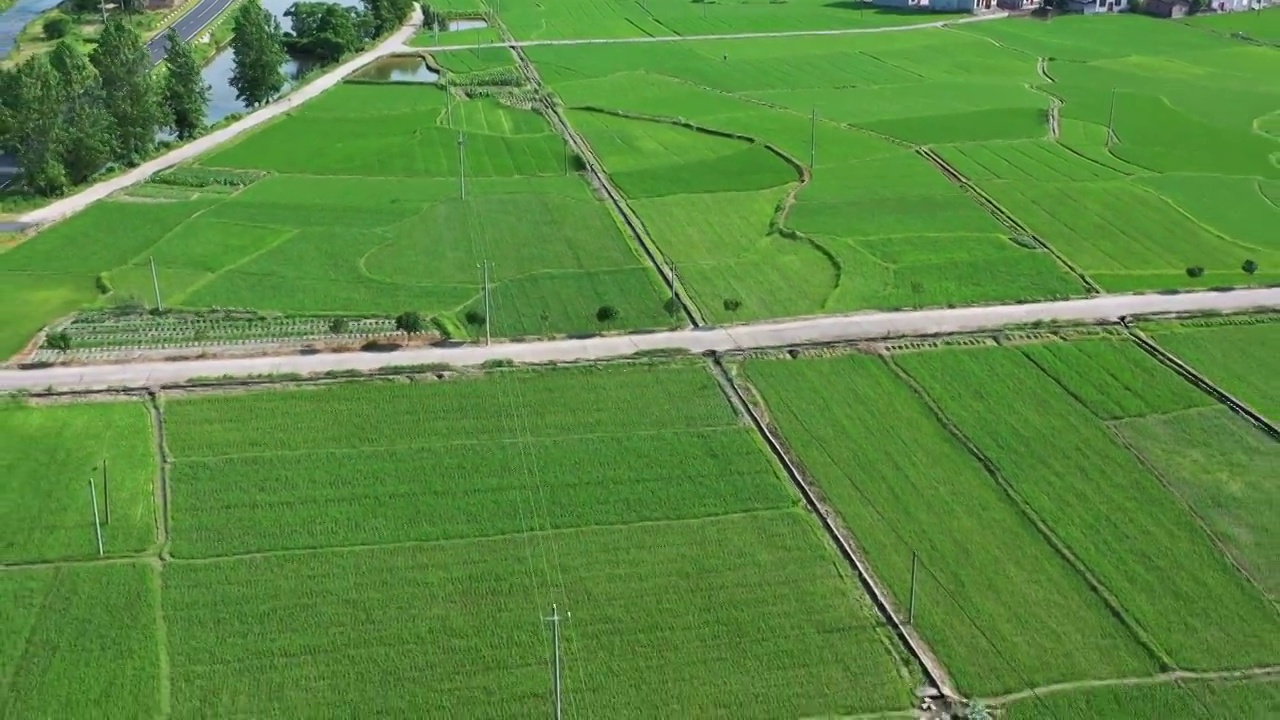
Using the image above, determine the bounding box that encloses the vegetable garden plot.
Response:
[164,510,917,717]
[1,563,161,717]
[743,355,1156,695]
[898,346,1280,671]
[0,399,156,563]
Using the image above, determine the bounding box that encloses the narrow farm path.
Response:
[15,11,1008,229]
[982,665,1280,707]
[4,287,1279,392]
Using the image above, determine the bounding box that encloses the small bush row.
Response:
[151,167,268,188]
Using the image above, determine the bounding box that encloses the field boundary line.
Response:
[981,664,1280,707]
[502,28,703,327]
[883,354,1176,672]
[148,391,173,558]
[161,507,798,565]
[1105,421,1277,609]
[918,146,1102,294]
[149,559,173,717]
[711,357,959,701]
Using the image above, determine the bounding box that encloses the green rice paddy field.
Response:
[2,362,923,716]
[740,333,1280,705]
[2,13,1277,357]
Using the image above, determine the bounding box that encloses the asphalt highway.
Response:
[146,0,238,63]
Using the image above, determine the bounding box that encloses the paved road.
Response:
[147,0,238,64]
[4,288,1277,392]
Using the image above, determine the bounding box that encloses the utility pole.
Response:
[1106,88,1117,148]
[89,477,104,557]
[810,106,817,168]
[149,256,163,312]
[479,260,491,346]
[908,551,919,624]
[100,0,107,26]
[544,604,568,720]
[457,132,467,200]
[670,263,677,307]
[102,459,110,525]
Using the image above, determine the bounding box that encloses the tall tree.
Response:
[285,2,363,64]
[362,0,413,37]
[230,0,287,107]
[162,29,209,140]
[0,66,19,153]
[92,17,165,164]
[51,41,115,184]
[12,57,69,195]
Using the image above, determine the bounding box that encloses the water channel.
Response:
[0,0,62,59]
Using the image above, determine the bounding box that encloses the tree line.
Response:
[0,0,414,197]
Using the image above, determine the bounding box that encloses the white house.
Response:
[1062,0,1129,12]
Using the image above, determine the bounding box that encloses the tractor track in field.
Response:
[981,665,1280,708]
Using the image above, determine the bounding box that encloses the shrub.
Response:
[723,298,742,312]
[95,273,112,296]
[1185,266,1205,279]
[596,305,619,323]
[395,311,425,334]
[329,317,350,334]
[464,309,486,327]
[1242,259,1258,275]
[663,297,680,316]
[43,331,72,351]
[43,14,72,41]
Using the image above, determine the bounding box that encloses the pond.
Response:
[0,0,61,59]
[448,18,488,32]
[350,55,439,83]
[201,0,360,125]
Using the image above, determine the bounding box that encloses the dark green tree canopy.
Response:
[162,28,210,140]
[230,0,288,107]
[92,17,165,164]
[285,2,365,63]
